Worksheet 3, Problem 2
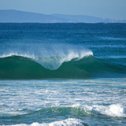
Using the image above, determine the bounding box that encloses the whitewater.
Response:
[0,79,126,126]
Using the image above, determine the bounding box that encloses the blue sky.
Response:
[0,0,126,19]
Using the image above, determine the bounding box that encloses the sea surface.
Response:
[0,23,126,126]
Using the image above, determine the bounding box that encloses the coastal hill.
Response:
[0,10,123,23]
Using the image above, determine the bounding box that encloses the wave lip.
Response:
[3,118,86,126]
[0,49,93,70]
[0,52,35,59]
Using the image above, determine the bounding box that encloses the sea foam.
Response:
[3,118,85,126]
[83,104,126,117]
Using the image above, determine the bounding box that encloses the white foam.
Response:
[61,50,93,62]
[84,104,125,117]
[48,118,84,126]
[71,103,81,108]
[3,118,85,126]
[70,104,126,117]
[103,104,125,117]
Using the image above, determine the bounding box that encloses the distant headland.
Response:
[0,10,125,23]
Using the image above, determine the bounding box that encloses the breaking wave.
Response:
[80,104,126,118]
[0,49,93,70]
[1,104,125,126]
[0,45,126,79]
[2,104,125,118]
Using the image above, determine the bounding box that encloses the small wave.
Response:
[3,118,86,126]
[71,104,126,117]
[83,104,126,118]
[12,104,125,118]
[1,105,125,125]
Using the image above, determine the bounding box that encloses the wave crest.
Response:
[0,48,93,70]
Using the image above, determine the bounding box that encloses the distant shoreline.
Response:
[0,10,125,23]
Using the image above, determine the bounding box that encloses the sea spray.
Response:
[0,44,93,70]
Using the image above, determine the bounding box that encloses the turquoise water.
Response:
[0,79,126,126]
[0,23,126,125]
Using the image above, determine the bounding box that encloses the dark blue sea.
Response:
[0,23,126,126]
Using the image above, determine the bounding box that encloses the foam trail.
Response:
[3,118,85,126]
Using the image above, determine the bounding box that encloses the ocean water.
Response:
[0,23,126,126]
